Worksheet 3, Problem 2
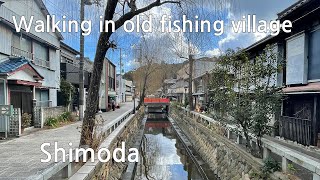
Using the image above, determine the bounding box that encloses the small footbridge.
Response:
[144,98,170,114]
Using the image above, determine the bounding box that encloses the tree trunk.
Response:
[139,70,149,107]
[243,130,252,152]
[188,54,194,111]
[80,33,110,146]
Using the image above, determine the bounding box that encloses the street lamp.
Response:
[0,1,4,7]
[133,85,136,114]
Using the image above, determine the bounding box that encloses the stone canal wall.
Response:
[170,109,263,180]
[92,107,145,180]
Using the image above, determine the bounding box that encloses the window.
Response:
[33,42,50,68]
[286,33,308,85]
[33,42,49,61]
[308,28,320,80]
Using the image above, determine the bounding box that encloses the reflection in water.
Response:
[135,118,203,180]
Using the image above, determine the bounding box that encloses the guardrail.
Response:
[181,107,320,180]
[28,108,134,180]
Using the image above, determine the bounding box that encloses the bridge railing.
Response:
[144,98,170,104]
[180,107,320,180]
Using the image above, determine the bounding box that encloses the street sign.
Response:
[0,105,13,116]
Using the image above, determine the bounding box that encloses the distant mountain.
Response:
[123,62,185,95]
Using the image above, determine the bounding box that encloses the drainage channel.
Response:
[128,114,217,180]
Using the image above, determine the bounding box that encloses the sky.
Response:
[43,0,298,73]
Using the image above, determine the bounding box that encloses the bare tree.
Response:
[80,0,183,146]
[167,0,232,111]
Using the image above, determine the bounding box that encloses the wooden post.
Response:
[312,95,318,146]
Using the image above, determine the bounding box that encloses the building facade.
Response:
[243,0,320,146]
[0,0,62,130]
[99,58,116,112]
[59,43,93,112]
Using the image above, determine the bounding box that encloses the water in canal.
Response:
[135,114,206,180]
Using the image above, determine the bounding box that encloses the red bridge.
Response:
[144,98,170,106]
[144,98,170,113]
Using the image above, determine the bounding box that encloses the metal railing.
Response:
[279,116,312,146]
[11,46,33,60]
[34,57,50,69]
[11,46,50,69]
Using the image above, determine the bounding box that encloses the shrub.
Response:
[250,157,281,179]
[45,117,59,127]
[21,113,32,128]
[45,112,76,128]
[262,157,281,174]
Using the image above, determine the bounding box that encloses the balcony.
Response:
[11,46,50,69]
[279,116,312,146]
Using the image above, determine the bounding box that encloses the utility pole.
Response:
[79,0,85,121]
[188,54,194,111]
[119,48,122,103]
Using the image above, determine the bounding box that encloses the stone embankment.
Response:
[92,107,145,180]
[170,108,270,180]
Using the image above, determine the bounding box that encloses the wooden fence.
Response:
[279,116,312,146]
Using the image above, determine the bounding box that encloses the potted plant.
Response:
[21,113,32,133]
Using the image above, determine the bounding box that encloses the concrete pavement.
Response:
[0,102,134,180]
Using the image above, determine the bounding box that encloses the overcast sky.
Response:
[44,0,298,72]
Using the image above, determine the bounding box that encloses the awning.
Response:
[283,83,320,94]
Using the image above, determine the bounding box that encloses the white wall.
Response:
[49,89,57,107]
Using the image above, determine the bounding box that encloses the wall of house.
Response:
[194,60,216,78]
[99,60,107,110]
[0,24,12,58]
[0,1,61,107]
[2,0,60,47]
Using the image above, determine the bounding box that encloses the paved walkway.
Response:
[0,102,134,180]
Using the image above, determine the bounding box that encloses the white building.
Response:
[116,74,133,103]
[0,0,62,122]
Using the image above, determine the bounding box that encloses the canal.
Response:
[134,114,215,180]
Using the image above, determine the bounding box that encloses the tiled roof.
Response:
[0,57,30,74]
[283,83,320,93]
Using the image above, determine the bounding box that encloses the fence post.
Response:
[18,109,21,136]
[313,173,320,180]
[263,146,271,160]
[62,163,72,178]
[236,135,243,144]
[281,156,288,173]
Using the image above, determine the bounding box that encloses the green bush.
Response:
[45,117,59,127]
[45,112,76,128]
[250,157,280,179]
[262,157,281,174]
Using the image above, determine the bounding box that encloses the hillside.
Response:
[123,62,185,95]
